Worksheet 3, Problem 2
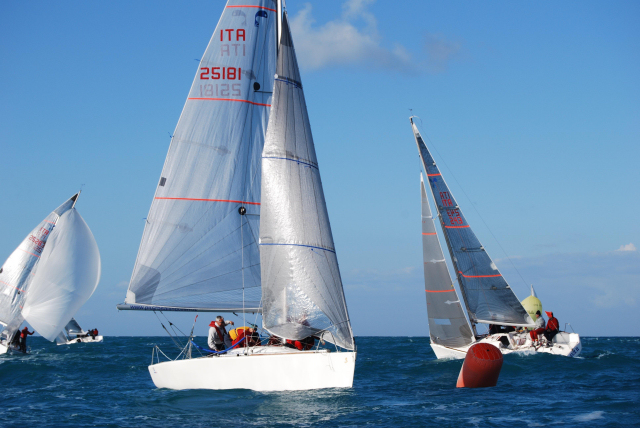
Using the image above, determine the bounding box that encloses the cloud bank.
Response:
[289,0,463,74]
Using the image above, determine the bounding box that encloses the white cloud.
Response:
[616,243,637,252]
[289,1,416,72]
[423,33,463,74]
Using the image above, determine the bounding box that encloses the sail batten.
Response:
[123,0,277,311]
[259,13,354,350]
[411,118,533,327]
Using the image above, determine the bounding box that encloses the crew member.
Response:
[543,311,559,344]
[208,316,234,352]
[19,326,34,353]
[231,327,260,348]
[529,310,546,345]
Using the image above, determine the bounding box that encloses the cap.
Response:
[545,311,553,317]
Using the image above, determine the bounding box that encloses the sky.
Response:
[1,0,639,339]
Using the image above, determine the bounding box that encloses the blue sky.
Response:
[1,0,638,338]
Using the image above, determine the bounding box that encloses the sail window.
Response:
[159,177,167,187]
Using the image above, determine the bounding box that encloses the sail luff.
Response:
[410,118,533,327]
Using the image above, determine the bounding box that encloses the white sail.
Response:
[0,195,77,339]
[259,14,354,350]
[123,0,277,312]
[420,175,474,348]
[21,209,101,341]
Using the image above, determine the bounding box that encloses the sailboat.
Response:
[117,0,356,391]
[0,193,101,354]
[410,117,581,358]
[56,318,103,345]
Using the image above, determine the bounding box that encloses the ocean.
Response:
[0,336,638,427]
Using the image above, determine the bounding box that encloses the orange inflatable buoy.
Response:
[456,343,503,388]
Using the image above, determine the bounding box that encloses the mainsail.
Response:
[0,195,78,339]
[259,14,354,350]
[420,175,474,347]
[21,208,101,341]
[122,0,277,312]
[411,118,533,327]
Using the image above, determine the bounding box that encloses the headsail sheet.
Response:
[259,14,354,350]
[124,0,277,311]
[411,119,533,327]
[0,195,77,338]
[420,175,474,347]
[22,209,101,341]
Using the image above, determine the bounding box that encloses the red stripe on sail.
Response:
[187,98,271,107]
[425,289,455,293]
[445,225,470,229]
[422,232,437,235]
[18,248,40,258]
[0,280,25,293]
[458,271,502,278]
[226,5,277,12]
[155,197,260,206]
[427,173,441,177]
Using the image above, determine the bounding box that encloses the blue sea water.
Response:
[0,336,638,427]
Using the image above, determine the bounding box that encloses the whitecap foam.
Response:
[573,411,604,422]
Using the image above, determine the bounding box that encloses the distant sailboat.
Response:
[410,117,581,358]
[56,318,103,345]
[118,0,356,391]
[0,193,101,354]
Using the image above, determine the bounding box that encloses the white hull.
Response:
[57,335,103,345]
[0,342,7,354]
[149,346,356,391]
[431,331,582,359]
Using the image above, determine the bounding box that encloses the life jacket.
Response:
[285,339,303,351]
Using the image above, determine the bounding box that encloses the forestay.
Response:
[22,209,101,341]
[0,195,77,339]
[259,14,354,350]
[420,175,474,347]
[411,119,533,327]
[124,0,277,312]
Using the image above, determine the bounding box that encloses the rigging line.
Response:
[420,130,529,289]
[153,311,183,350]
[160,311,188,337]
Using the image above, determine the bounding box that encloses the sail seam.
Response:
[262,156,318,169]
[259,243,335,253]
[226,5,277,12]
[187,97,271,107]
[154,197,260,205]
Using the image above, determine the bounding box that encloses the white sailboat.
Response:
[118,0,356,391]
[0,193,101,354]
[56,318,103,345]
[410,117,581,359]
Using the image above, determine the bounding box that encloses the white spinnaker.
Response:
[0,195,77,338]
[259,13,354,350]
[124,0,277,311]
[22,209,101,341]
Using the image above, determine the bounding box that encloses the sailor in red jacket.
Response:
[19,326,34,353]
[543,311,559,344]
[529,310,546,345]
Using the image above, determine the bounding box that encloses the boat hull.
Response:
[431,332,582,359]
[57,335,103,345]
[149,346,356,391]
